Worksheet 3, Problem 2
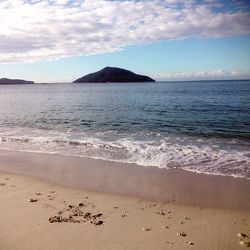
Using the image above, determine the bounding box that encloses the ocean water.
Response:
[0,80,249,178]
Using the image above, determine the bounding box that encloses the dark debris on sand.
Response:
[49,203,104,225]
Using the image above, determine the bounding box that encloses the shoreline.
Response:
[0,149,249,210]
[0,149,250,249]
[1,148,249,180]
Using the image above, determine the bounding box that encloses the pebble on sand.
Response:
[157,210,166,216]
[177,232,187,237]
[28,198,38,202]
[142,227,152,232]
[237,233,248,238]
[239,240,250,247]
[94,221,103,225]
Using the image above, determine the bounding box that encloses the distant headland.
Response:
[73,67,155,83]
[0,78,35,85]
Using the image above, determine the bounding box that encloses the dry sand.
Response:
[0,150,249,250]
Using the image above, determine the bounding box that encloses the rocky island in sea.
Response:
[0,78,35,84]
[73,66,155,83]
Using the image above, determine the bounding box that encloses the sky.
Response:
[0,0,249,82]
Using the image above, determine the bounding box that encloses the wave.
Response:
[0,131,249,179]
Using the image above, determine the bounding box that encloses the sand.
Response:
[0,150,249,250]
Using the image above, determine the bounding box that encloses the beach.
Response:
[0,149,249,250]
[1,0,250,248]
[0,81,249,249]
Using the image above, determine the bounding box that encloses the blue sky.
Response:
[0,0,249,82]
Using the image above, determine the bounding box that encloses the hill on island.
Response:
[0,78,35,85]
[73,67,155,83]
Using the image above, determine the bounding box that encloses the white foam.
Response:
[0,128,249,178]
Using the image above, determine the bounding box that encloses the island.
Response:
[73,67,155,83]
[0,78,35,85]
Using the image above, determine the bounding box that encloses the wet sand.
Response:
[0,149,249,210]
[0,149,249,249]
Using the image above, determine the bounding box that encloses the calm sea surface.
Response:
[0,81,249,178]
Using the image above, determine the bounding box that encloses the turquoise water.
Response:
[0,80,249,178]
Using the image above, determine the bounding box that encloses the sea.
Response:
[0,80,249,178]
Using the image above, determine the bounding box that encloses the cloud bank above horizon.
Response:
[1,0,250,64]
[153,69,250,81]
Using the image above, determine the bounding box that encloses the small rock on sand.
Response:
[177,232,187,237]
[142,227,152,232]
[238,233,248,238]
[28,198,38,202]
[94,221,103,225]
[162,225,169,229]
[239,240,250,247]
[157,210,166,216]
[187,241,194,245]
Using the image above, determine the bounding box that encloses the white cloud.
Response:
[153,69,250,81]
[0,0,250,63]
